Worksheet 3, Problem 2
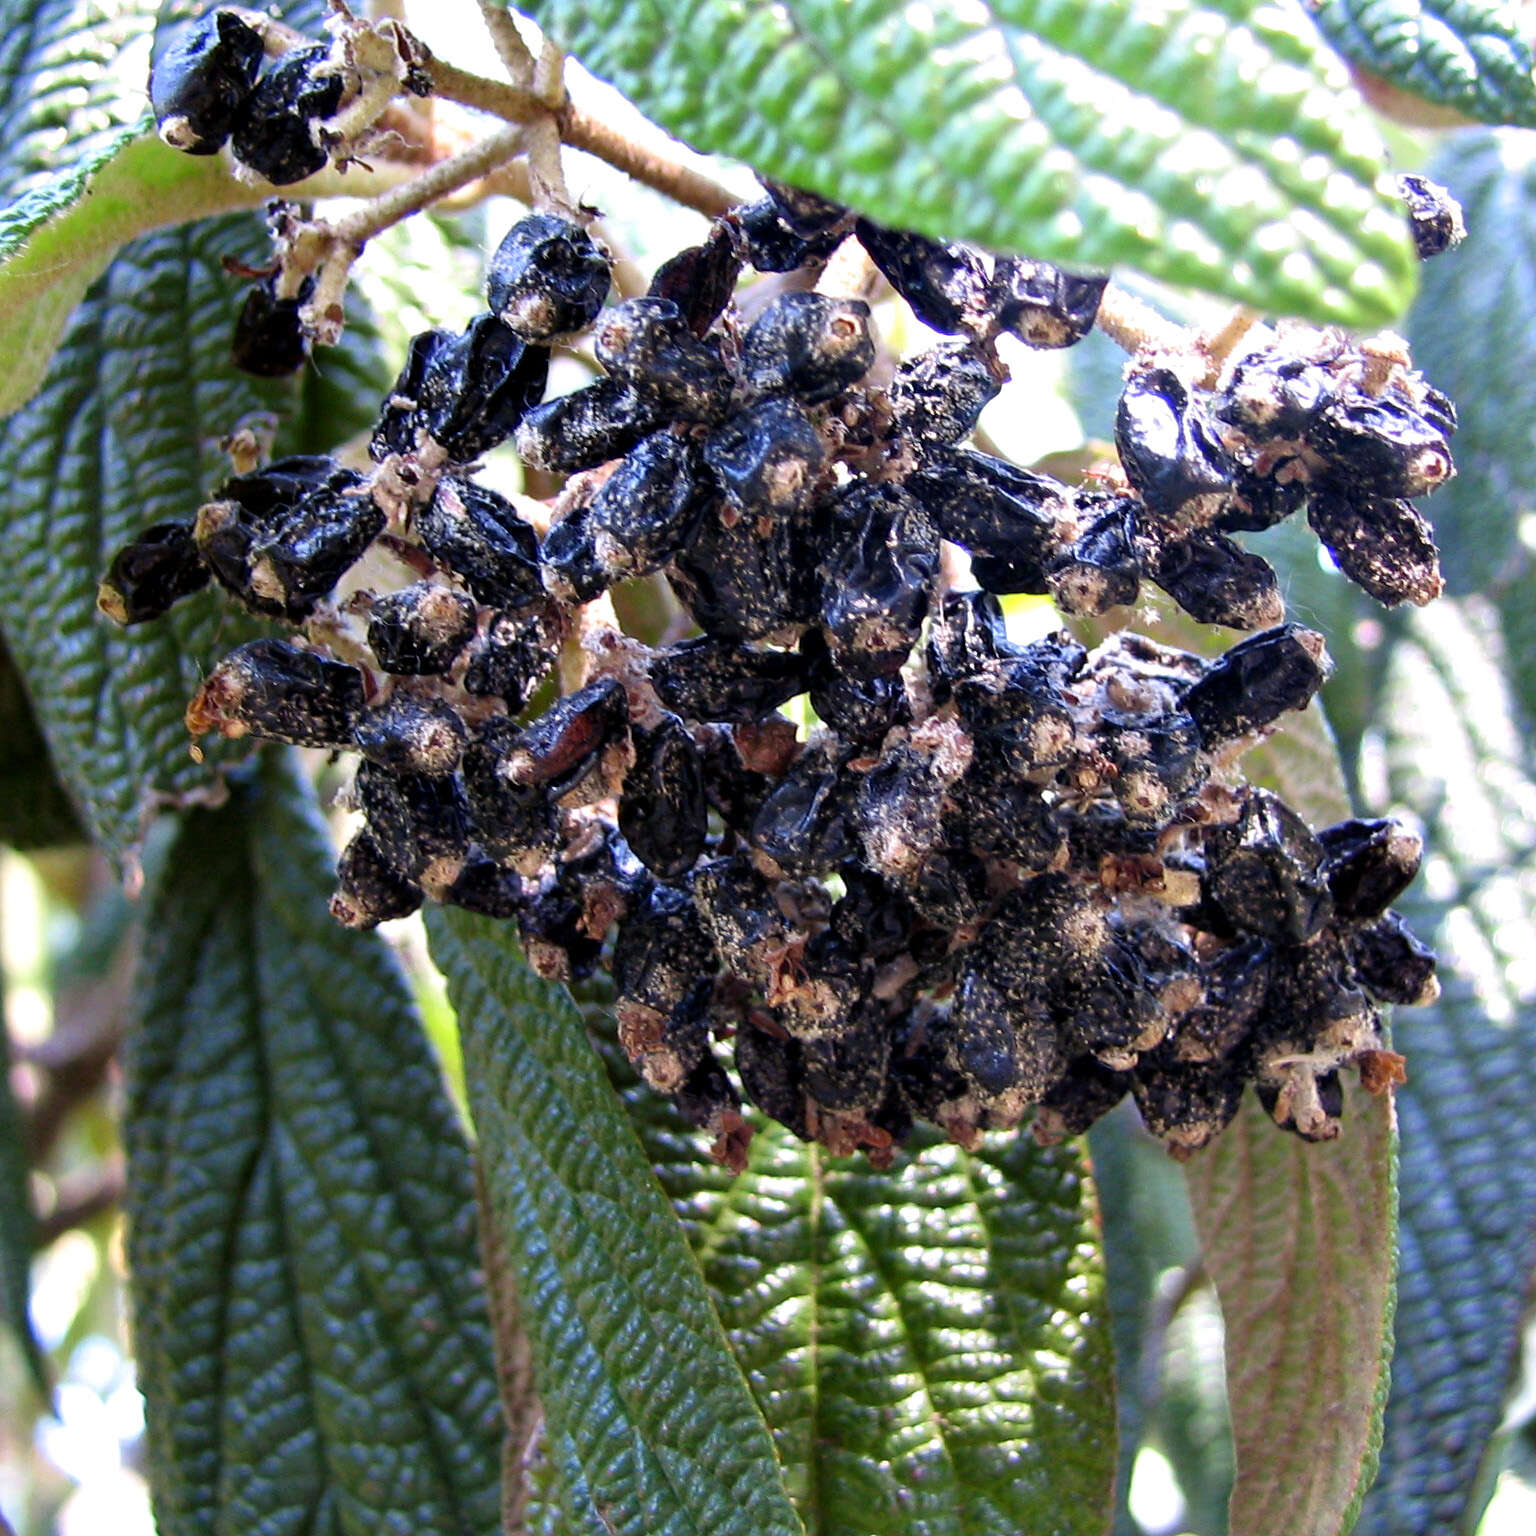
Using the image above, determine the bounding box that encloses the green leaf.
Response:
[1406,130,1536,597]
[123,751,502,1536]
[517,0,1417,326]
[426,907,808,1536]
[1352,598,1536,1536]
[598,1024,1119,1536]
[0,215,309,862]
[0,627,84,850]
[0,125,265,419]
[1180,685,1398,1536]
[0,976,49,1400]
[1309,1,1536,127]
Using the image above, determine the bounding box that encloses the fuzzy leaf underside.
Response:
[1310,1,1536,126]
[590,1021,1118,1536]
[0,216,306,861]
[1182,698,1397,1536]
[1351,599,1536,1536]
[123,753,502,1536]
[426,907,808,1536]
[516,0,1416,325]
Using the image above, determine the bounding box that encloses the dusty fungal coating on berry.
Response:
[150,10,265,155]
[105,151,1456,1172]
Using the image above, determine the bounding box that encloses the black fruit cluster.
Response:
[102,171,1447,1167]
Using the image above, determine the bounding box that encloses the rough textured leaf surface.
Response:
[0,216,302,860]
[518,0,1416,324]
[598,1023,1119,1536]
[1407,130,1536,595]
[1352,599,1536,1536]
[1181,686,1398,1536]
[124,753,502,1536]
[426,908,807,1536]
[1310,1,1536,126]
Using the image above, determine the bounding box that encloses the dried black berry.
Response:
[150,10,264,155]
[741,292,875,403]
[186,638,365,748]
[98,521,209,625]
[371,329,453,461]
[1396,174,1465,260]
[1318,818,1422,922]
[702,398,826,519]
[355,761,471,893]
[1346,912,1438,1006]
[459,719,560,869]
[733,198,843,272]
[515,378,669,473]
[758,178,847,237]
[418,476,544,609]
[231,274,313,377]
[230,45,343,185]
[487,213,612,340]
[367,581,478,676]
[588,431,708,578]
[649,636,807,723]
[506,678,631,799]
[1117,368,1235,518]
[1046,501,1141,616]
[1311,392,1454,500]
[1202,790,1333,944]
[331,829,423,929]
[1306,486,1443,607]
[648,224,742,335]
[1179,624,1329,747]
[619,714,708,878]
[854,219,990,334]
[889,341,1000,445]
[989,258,1107,348]
[245,480,385,619]
[1142,527,1283,630]
[354,695,467,776]
[462,606,559,708]
[415,316,550,461]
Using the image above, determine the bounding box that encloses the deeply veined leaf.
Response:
[517,0,1417,325]
[123,752,502,1536]
[426,907,808,1536]
[1309,1,1536,127]
[0,124,266,418]
[594,1020,1119,1536]
[1351,599,1536,1536]
[1183,691,1398,1536]
[1407,129,1536,596]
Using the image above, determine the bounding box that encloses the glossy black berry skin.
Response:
[371,330,452,461]
[1116,367,1235,518]
[366,582,478,676]
[1397,174,1465,259]
[231,275,313,377]
[98,521,210,625]
[854,219,990,334]
[230,45,343,185]
[618,714,709,878]
[649,637,807,724]
[331,830,424,929]
[354,695,467,776]
[989,258,1107,348]
[1306,486,1443,608]
[462,606,559,708]
[150,10,265,155]
[587,432,707,578]
[415,317,551,462]
[702,399,825,519]
[890,341,999,446]
[1179,625,1329,747]
[648,225,742,334]
[515,378,668,474]
[187,639,365,748]
[733,198,842,273]
[487,214,612,340]
[417,477,544,609]
[741,293,874,403]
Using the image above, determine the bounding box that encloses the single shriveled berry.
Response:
[417,476,544,609]
[99,521,209,625]
[588,431,709,578]
[735,1022,811,1141]
[231,274,313,377]
[540,504,613,604]
[462,605,560,708]
[988,258,1106,349]
[733,198,843,272]
[697,727,777,833]
[355,761,471,893]
[459,719,560,869]
[371,329,453,461]
[1201,789,1333,944]
[1061,941,1170,1066]
[230,45,343,185]
[802,1006,894,1118]
[1306,485,1443,607]
[1213,339,1337,442]
[442,851,525,920]
[354,695,467,776]
[802,628,910,745]
[594,297,732,423]
[648,224,742,335]
[1317,818,1422,922]
[702,398,826,519]
[515,377,669,473]
[1141,526,1283,630]
[751,741,860,875]
[817,480,939,677]
[741,292,875,403]
[1310,392,1455,500]
[1346,912,1438,1006]
[1172,938,1272,1064]
[366,581,477,676]
[1131,1051,1246,1153]
[415,316,550,461]
[186,639,365,748]
[331,829,423,929]
[649,636,808,724]
[244,481,385,619]
[852,746,948,888]
[506,677,632,799]
[150,10,264,155]
[619,714,709,879]
[613,886,716,1090]
[854,218,991,334]
[1179,624,1329,747]
[889,341,1000,446]
[1097,706,1207,822]
[1116,367,1236,517]
[486,213,612,340]
[1032,1055,1131,1141]
[1396,174,1466,260]
[1046,500,1141,616]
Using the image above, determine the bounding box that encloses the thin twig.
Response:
[1095,283,1190,359]
[477,0,538,81]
